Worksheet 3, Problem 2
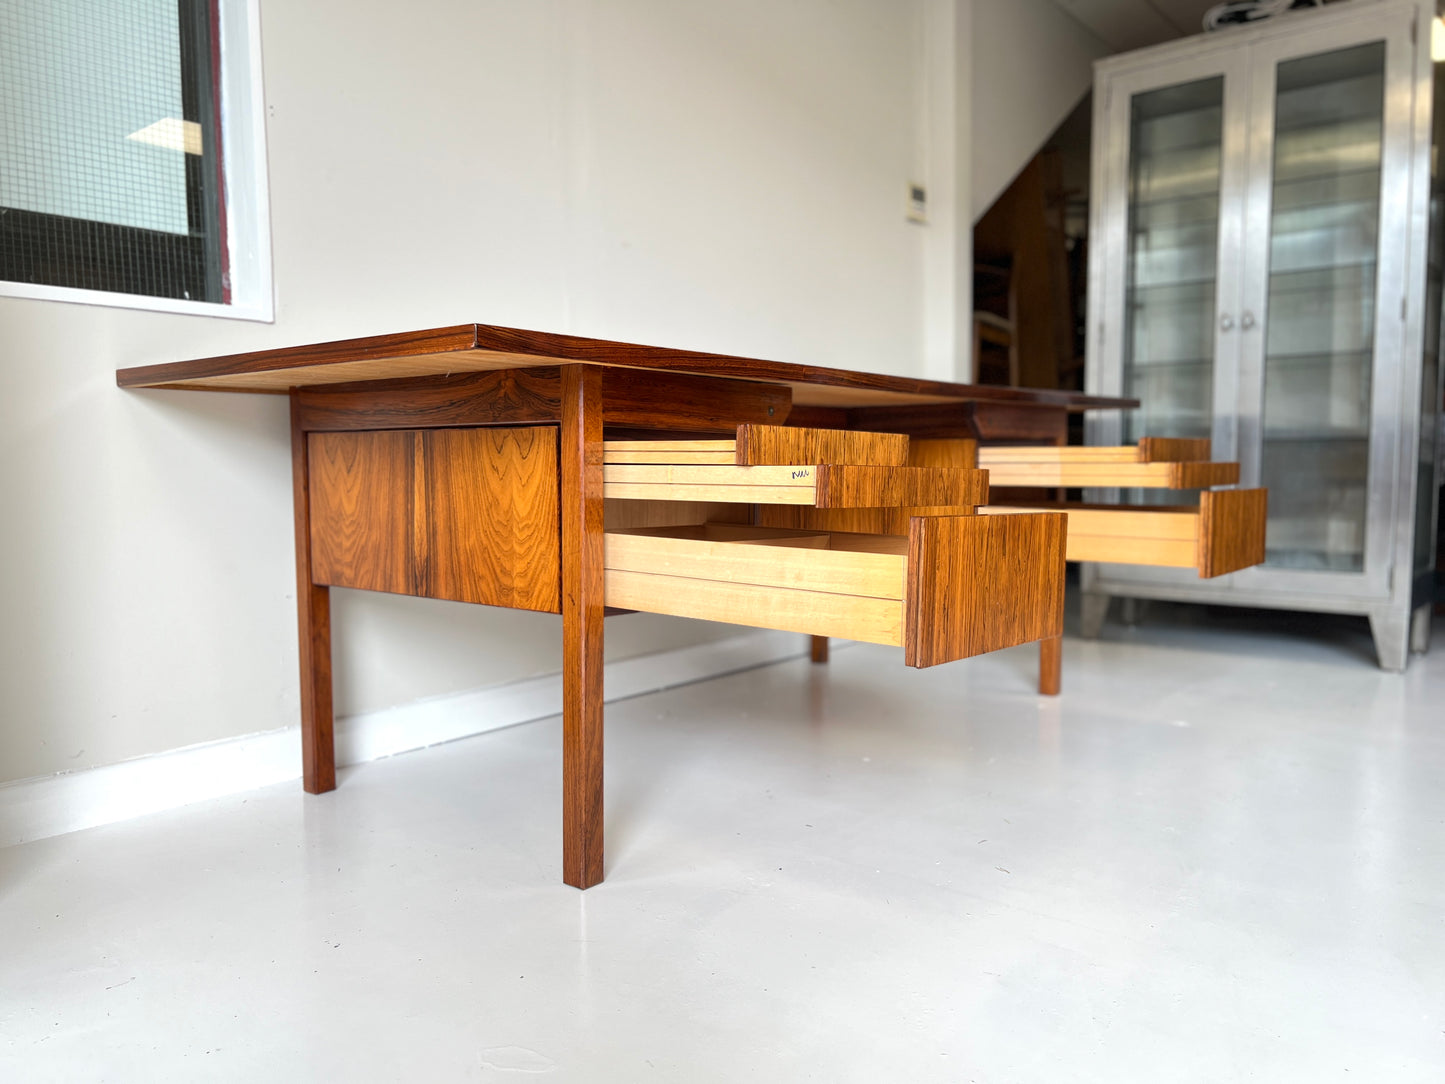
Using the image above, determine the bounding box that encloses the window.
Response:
[0,0,272,320]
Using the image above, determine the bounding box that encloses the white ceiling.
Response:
[1048,0,1231,52]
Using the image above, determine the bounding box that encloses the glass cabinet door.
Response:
[1258,42,1385,571]
[1088,46,1248,499]
[1237,8,1417,592]
[1121,77,1227,445]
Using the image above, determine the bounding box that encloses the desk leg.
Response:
[561,367,605,889]
[810,636,829,664]
[290,395,336,793]
[1039,635,1062,697]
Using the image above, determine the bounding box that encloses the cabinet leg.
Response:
[1368,606,1410,673]
[290,395,335,794]
[1409,604,1432,655]
[810,635,829,664]
[561,366,606,889]
[1039,635,1062,696]
[1080,592,1110,639]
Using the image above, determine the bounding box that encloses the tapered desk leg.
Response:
[1039,635,1062,697]
[810,636,829,664]
[561,366,605,889]
[290,394,336,793]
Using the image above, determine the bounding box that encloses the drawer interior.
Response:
[604,457,986,509]
[606,524,909,647]
[605,514,1066,667]
[978,440,1238,489]
[984,503,1200,569]
[983,488,1266,578]
[604,425,909,467]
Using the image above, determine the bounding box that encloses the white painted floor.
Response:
[3,606,1444,1083]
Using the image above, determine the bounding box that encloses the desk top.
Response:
[115,323,1135,411]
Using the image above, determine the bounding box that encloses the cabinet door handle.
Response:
[1241,311,1256,330]
[1219,313,1235,331]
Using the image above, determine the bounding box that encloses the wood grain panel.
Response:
[290,396,335,795]
[785,405,851,429]
[309,426,563,608]
[840,403,978,440]
[904,512,1066,668]
[907,438,978,469]
[813,465,987,509]
[295,368,561,431]
[1139,437,1211,462]
[601,368,791,431]
[734,425,908,466]
[561,366,606,890]
[308,431,416,595]
[424,428,560,612]
[1199,487,1267,578]
[117,322,1136,412]
[1169,461,1241,489]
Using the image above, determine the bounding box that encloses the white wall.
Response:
[0,0,949,785]
[971,0,1108,220]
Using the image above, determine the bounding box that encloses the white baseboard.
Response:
[0,630,814,850]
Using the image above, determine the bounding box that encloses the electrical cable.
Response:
[1202,0,1328,32]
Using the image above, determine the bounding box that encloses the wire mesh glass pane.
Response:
[0,0,225,302]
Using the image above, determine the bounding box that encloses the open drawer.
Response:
[981,488,1267,578]
[603,425,988,508]
[604,514,1066,668]
[978,440,1240,489]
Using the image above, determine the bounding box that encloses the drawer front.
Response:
[1198,488,1267,577]
[905,513,1066,667]
[310,430,416,596]
[309,427,560,612]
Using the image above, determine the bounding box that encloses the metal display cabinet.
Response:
[1085,0,1444,670]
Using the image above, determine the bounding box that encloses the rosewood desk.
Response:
[117,324,1134,888]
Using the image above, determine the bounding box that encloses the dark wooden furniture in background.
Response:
[974,151,1078,390]
[118,323,1135,888]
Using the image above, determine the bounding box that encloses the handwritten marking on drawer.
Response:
[791,468,812,480]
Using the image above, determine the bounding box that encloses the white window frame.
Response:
[0,0,274,322]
